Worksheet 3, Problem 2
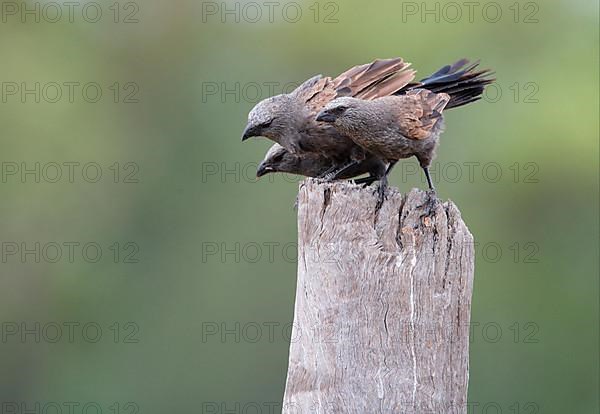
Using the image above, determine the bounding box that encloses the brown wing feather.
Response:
[289,74,338,115]
[304,78,337,115]
[335,58,416,99]
[357,68,417,100]
[396,89,450,140]
[335,58,402,91]
[290,75,327,105]
[293,57,418,116]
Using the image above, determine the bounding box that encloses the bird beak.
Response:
[316,109,336,123]
[256,162,273,178]
[241,124,260,141]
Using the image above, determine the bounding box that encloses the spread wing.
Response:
[291,58,417,116]
[335,57,416,100]
[394,89,450,140]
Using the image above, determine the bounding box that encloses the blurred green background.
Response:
[0,0,598,412]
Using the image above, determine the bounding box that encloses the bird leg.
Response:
[422,167,435,191]
[419,167,438,214]
[375,161,397,210]
[376,174,388,210]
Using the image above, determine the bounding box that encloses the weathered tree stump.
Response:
[283,179,475,414]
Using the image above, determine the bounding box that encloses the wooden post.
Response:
[282,179,475,414]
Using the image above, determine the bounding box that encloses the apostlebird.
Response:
[315,81,489,206]
[244,58,492,182]
[256,143,387,185]
[242,58,417,176]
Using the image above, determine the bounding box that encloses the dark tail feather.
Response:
[401,59,495,109]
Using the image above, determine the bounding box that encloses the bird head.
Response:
[315,97,362,124]
[242,95,298,142]
[256,144,300,177]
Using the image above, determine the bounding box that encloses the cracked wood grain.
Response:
[283,179,475,414]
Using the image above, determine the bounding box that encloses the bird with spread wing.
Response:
[243,57,493,192]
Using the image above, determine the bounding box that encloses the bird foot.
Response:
[375,181,388,210]
[323,172,337,182]
[322,161,357,182]
[418,188,438,217]
[317,163,340,180]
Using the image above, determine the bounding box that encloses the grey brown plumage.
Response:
[242,58,417,163]
[316,90,449,167]
[256,143,386,184]
[243,57,493,190]
[315,61,492,204]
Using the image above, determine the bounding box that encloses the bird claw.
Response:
[323,172,336,182]
[418,189,439,217]
[375,181,388,210]
[317,164,338,180]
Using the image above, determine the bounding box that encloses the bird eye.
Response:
[260,119,273,128]
[272,153,284,163]
[331,106,347,114]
